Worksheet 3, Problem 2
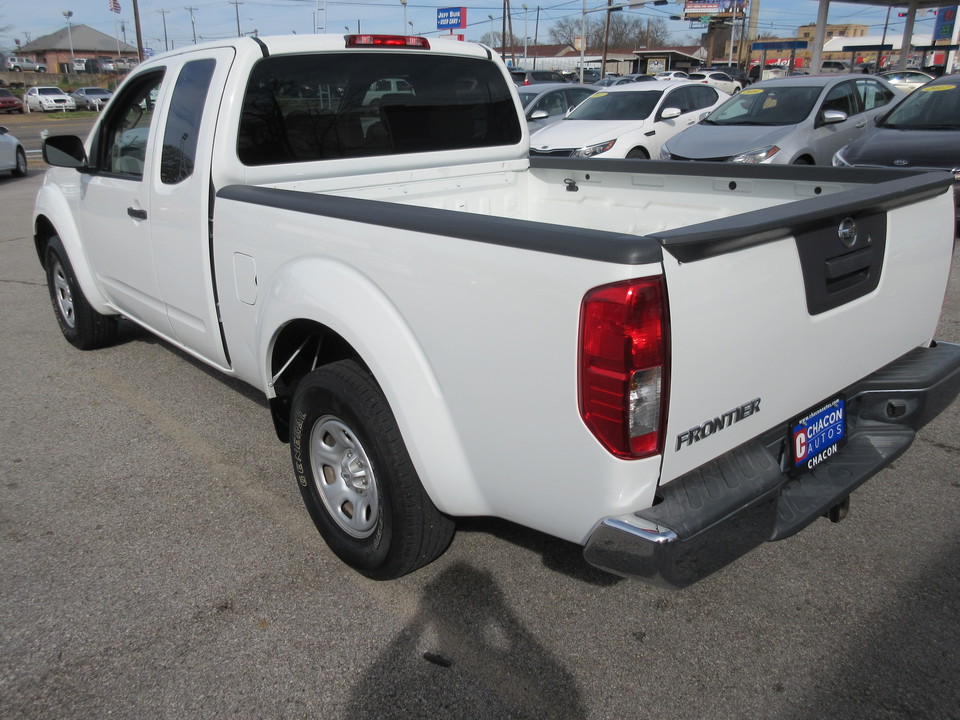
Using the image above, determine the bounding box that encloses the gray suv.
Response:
[4,56,46,72]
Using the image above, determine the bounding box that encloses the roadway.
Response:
[1,130,959,719]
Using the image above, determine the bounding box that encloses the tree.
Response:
[548,14,672,49]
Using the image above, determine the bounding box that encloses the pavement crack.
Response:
[0,277,45,287]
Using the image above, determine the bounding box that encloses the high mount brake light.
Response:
[346,35,431,49]
[579,277,670,459]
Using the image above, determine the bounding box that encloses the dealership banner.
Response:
[683,0,747,19]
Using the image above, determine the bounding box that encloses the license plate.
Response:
[790,397,846,472]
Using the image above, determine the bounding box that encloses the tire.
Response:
[626,147,650,159]
[792,157,814,165]
[11,146,26,177]
[44,235,119,350]
[290,360,455,579]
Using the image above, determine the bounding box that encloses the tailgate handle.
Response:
[127,207,148,221]
[824,246,873,280]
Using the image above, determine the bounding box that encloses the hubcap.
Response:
[17,151,26,173]
[309,416,379,538]
[51,260,76,328]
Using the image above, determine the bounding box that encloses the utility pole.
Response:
[229,0,242,37]
[63,11,75,73]
[158,9,169,51]
[132,0,144,61]
[185,6,198,44]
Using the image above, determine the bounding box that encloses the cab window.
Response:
[97,70,165,179]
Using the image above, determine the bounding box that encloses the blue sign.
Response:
[437,7,466,30]
[934,6,957,42]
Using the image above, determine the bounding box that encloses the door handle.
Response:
[127,207,148,220]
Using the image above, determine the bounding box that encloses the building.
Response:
[18,24,138,74]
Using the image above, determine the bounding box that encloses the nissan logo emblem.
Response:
[893,159,910,166]
[838,217,858,247]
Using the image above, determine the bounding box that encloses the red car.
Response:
[0,88,24,114]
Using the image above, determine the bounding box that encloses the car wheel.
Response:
[626,147,650,159]
[44,235,119,350]
[12,146,26,177]
[290,360,455,579]
[792,157,814,165]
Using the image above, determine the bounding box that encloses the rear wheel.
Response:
[290,360,454,579]
[44,235,119,349]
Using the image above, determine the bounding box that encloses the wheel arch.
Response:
[256,259,486,517]
[33,185,114,315]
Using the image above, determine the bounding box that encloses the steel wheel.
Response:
[13,147,26,177]
[51,258,76,329]
[309,415,380,539]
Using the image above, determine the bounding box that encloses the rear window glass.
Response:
[238,52,522,166]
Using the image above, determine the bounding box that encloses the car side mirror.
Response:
[0,126,8,136]
[529,109,549,120]
[821,109,847,125]
[43,134,92,173]
[660,107,682,120]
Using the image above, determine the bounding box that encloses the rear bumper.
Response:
[583,341,960,587]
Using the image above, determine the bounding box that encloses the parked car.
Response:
[0,88,24,114]
[874,69,934,94]
[688,70,743,94]
[71,86,113,110]
[529,80,728,160]
[516,82,596,132]
[833,73,960,221]
[654,71,689,81]
[510,69,568,85]
[703,64,751,87]
[819,60,851,74]
[567,68,602,84]
[593,74,656,87]
[661,74,902,165]
[24,86,77,112]
[0,125,27,177]
[4,56,45,72]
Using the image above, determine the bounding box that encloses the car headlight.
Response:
[730,145,780,164]
[833,148,853,167]
[659,145,672,160]
[573,139,617,158]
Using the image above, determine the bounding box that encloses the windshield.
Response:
[881,81,960,129]
[704,85,821,126]
[86,88,111,96]
[39,88,66,96]
[567,89,663,120]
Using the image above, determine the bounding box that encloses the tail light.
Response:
[579,277,669,459]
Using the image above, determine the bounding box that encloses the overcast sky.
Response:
[0,0,946,54]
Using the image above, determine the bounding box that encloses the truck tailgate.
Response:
[654,171,956,483]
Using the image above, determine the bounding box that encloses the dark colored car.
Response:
[0,88,24,113]
[834,73,960,221]
[510,69,568,86]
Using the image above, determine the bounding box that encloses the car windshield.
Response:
[702,85,821,126]
[0,89,13,98]
[881,81,960,129]
[85,88,111,96]
[39,88,66,96]
[567,89,663,120]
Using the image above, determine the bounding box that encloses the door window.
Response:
[97,70,165,179]
[820,82,857,118]
[161,59,216,184]
[855,78,896,111]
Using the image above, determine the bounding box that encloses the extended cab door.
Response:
[78,70,173,336]
[147,47,235,367]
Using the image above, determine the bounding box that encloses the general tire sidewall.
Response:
[291,376,394,573]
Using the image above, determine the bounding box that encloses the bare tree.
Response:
[549,14,672,49]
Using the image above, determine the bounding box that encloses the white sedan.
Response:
[0,125,27,177]
[529,80,728,160]
[25,86,76,112]
[874,70,934,94]
[687,70,742,95]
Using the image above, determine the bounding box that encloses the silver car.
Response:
[516,82,596,133]
[660,74,902,165]
[71,87,113,110]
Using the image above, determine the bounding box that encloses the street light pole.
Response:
[63,11,75,73]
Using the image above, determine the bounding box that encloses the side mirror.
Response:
[529,109,549,121]
[660,107,682,120]
[821,109,847,125]
[43,134,91,172]
[0,126,8,136]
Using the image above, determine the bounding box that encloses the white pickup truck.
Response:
[35,34,960,586]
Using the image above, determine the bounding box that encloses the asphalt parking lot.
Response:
[2,147,959,718]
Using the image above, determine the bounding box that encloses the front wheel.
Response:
[12,146,26,177]
[290,360,454,579]
[626,147,650,159]
[44,235,119,349]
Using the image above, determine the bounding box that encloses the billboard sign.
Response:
[683,0,747,20]
[933,6,957,42]
[437,7,467,30]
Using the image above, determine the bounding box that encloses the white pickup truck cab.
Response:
[35,34,960,586]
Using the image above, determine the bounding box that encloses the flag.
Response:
[109,0,121,13]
